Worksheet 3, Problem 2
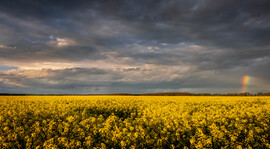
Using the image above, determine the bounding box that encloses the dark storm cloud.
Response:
[2,0,269,47]
[87,0,270,47]
[0,0,270,93]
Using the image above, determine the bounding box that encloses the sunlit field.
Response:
[0,96,270,148]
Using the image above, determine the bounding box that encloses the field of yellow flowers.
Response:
[0,96,270,148]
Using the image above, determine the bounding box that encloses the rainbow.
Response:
[241,75,250,93]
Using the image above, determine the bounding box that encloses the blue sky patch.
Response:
[0,65,18,71]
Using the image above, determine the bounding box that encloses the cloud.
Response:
[48,35,76,47]
[0,0,270,93]
[0,44,16,49]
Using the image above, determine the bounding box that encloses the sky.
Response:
[0,0,270,94]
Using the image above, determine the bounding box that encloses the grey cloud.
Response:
[0,66,242,94]
[0,0,270,93]
[0,64,268,94]
[0,68,111,90]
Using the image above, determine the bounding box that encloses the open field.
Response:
[0,96,270,148]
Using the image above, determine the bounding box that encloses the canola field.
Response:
[0,96,270,149]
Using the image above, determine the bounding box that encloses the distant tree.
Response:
[264,92,270,96]
[256,92,264,96]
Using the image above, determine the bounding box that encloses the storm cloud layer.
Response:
[1,0,270,94]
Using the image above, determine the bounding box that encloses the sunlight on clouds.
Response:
[0,78,26,88]
[0,44,16,49]
[56,38,76,47]
[17,62,81,70]
[48,35,76,47]
[0,60,81,70]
